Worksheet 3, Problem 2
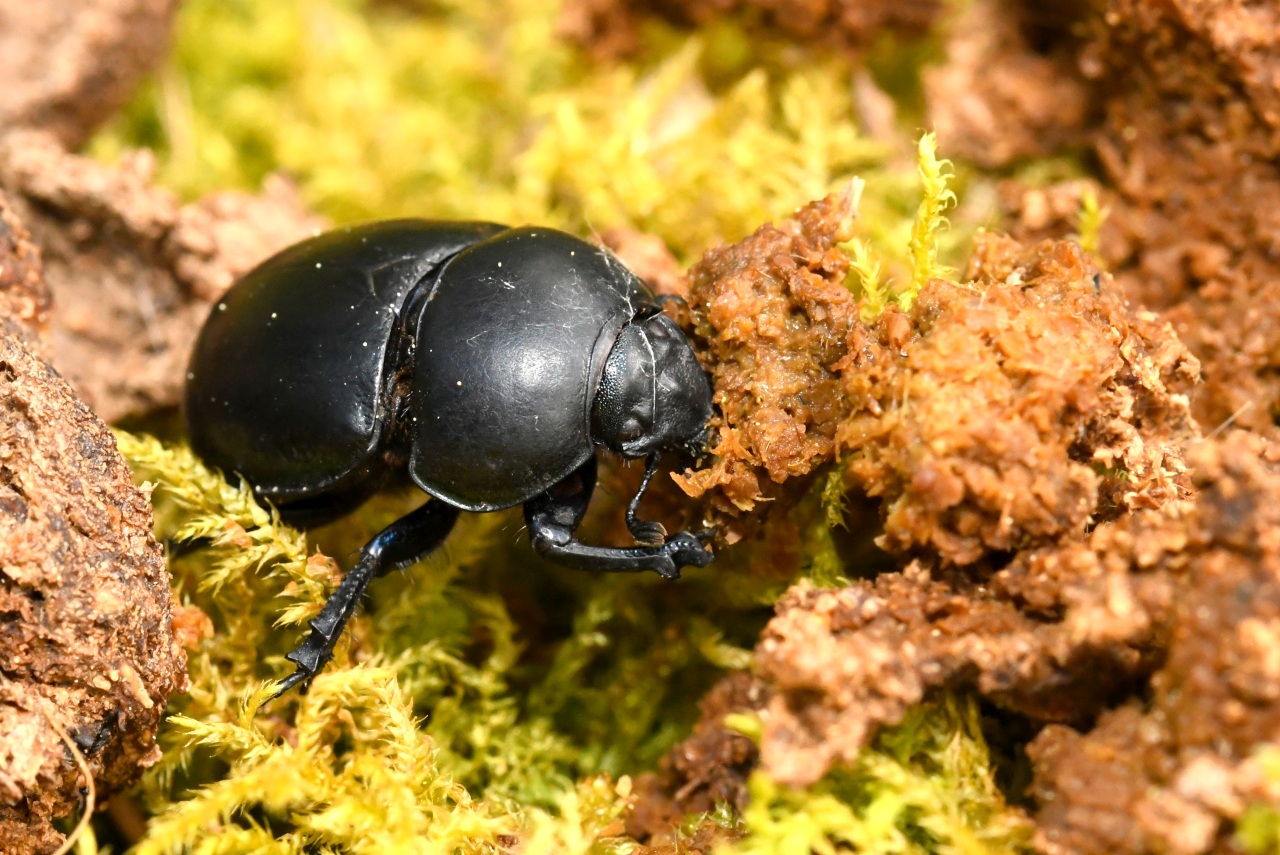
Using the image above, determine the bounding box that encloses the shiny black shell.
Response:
[408,227,652,510]
[185,220,654,513]
[184,219,503,505]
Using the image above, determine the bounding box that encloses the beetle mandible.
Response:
[185,220,716,697]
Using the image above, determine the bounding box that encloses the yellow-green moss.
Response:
[114,431,764,849]
[904,132,956,305]
[90,0,905,265]
[720,696,1032,855]
[1237,747,1280,855]
[841,132,960,321]
[1075,186,1108,259]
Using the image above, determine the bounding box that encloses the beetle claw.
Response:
[268,666,314,701]
[660,529,713,576]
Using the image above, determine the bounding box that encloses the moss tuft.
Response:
[1075,185,1108,259]
[719,695,1031,855]
[91,0,891,264]
[114,431,766,847]
[1237,747,1280,855]
[905,132,956,307]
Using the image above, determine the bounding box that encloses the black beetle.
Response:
[185,220,716,696]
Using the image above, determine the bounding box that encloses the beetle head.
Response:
[591,310,713,460]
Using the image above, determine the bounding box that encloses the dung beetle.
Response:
[185,220,715,696]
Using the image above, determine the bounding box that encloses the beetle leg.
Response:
[625,452,667,546]
[269,499,460,700]
[526,457,712,579]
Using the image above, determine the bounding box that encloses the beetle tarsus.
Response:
[269,660,317,700]
[629,519,668,547]
[526,458,712,578]
[268,500,460,701]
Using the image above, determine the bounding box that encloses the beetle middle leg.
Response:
[270,499,461,699]
[526,457,712,579]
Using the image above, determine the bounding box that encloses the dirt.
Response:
[639,221,1202,829]
[841,233,1198,564]
[0,130,326,422]
[638,1,1280,851]
[0,192,187,854]
[942,0,1280,441]
[0,0,178,149]
[1030,432,1280,855]
[1088,0,1280,440]
[673,185,859,545]
[924,0,1091,168]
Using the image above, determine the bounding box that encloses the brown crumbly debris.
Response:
[559,0,943,57]
[979,1,1280,439]
[678,186,1198,559]
[0,193,187,854]
[658,219,1200,798]
[628,672,762,849]
[659,442,1196,797]
[0,130,326,422]
[1029,432,1280,855]
[752,515,1181,790]
[651,489,1188,794]
[673,186,859,544]
[924,0,1091,168]
[0,0,178,148]
[0,193,50,360]
[1085,0,1280,438]
[840,233,1199,564]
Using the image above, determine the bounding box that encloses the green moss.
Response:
[841,132,960,320]
[91,0,899,264]
[905,132,956,306]
[115,432,767,848]
[1237,747,1280,854]
[1075,186,1108,259]
[719,696,1032,855]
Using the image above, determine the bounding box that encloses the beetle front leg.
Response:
[625,452,667,546]
[525,457,713,579]
[270,498,461,700]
